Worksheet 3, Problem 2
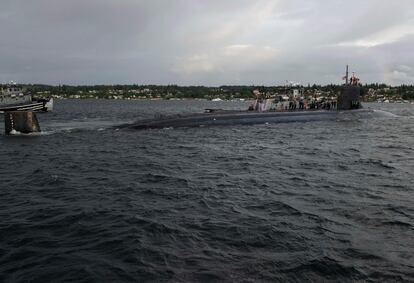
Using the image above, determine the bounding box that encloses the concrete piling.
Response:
[4,111,41,135]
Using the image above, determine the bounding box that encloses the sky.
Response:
[0,0,413,86]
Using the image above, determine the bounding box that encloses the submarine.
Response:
[120,66,393,130]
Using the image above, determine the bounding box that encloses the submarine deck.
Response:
[120,108,381,130]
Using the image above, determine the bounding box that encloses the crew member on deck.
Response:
[250,89,264,111]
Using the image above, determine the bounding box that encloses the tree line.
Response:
[2,83,413,100]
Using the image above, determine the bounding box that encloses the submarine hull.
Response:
[121,109,390,130]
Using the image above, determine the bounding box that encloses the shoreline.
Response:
[38,97,414,104]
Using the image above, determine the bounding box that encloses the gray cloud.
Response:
[0,0,413,85]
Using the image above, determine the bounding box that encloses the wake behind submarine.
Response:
[120,66,393,130]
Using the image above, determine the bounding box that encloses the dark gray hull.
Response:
[121,108,394,130]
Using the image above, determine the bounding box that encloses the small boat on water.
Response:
[119,66,395,130]
[0,82,53,113]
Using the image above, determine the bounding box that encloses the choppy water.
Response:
[1,100,413,282]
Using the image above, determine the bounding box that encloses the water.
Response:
[1,100,413,282]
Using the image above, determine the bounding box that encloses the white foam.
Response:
[9,129,21,135]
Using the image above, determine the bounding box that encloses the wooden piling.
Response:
[4,111,41,135]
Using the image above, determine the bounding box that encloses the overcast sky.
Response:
[0,0,413,85]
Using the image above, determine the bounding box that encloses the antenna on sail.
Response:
[342,65,349,85]
[345,65,349,85]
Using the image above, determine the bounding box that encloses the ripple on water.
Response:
[1,100,414,282]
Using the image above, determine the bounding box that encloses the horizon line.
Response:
[1,82,412,87]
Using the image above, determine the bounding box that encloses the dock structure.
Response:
[4,111,41,135]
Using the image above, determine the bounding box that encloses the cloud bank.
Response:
[0,0,413,85]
